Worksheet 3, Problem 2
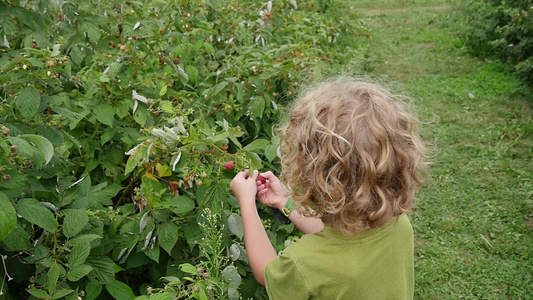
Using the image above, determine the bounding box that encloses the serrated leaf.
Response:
[16,86,40,119]
[17,134,53,166]
[223,265,242,288]
[168,196,195,216]
[106,281,136,300]
[160,100,173,113]
[27,288,50,298]
[52,289,75,299]
[86,256,115,284]
[69,241,91,267]
[67,234,102,246]
[15,198,58,232]
[0,192,17,241]
[185,65,199,84]
[243,139,269,152]
[179,263,197,274]
[203,183,226,213]
[85,282,103,300]
[47,263,61,295]
[158,222,179,255]
[67,264,93,282]
[63,209,89,238]
[93,103,115,126]
[227,213,244,240]
[159,85,168,97]
[150,293,172,300]
[155,163,172,177]
[2,225,30,251]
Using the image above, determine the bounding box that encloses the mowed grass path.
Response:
[345,0,533,298]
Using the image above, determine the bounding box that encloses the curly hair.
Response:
[278,78,427,234]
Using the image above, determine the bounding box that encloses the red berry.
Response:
[266,12,271,17]
[322,57,327,61]
[108,42,112,46]
[132,35,137,40]
[159,58,164,64]
[224,161,234,170]
[32,43,37,48]
[173,58,180,64]
[258,176,267,185]
[112,44,116,48]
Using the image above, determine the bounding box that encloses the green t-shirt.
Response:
[264,214,414,299]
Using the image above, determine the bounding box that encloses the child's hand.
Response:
[256,171,290,210]
[230,170,259,207]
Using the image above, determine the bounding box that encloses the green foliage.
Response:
[0,0,363,298]
[459,0,533,83]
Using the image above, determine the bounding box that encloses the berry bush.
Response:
[0,0,364,299]
[460,0,533,84]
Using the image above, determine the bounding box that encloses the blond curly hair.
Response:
[278,78,427,234]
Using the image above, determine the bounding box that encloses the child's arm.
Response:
[257,171,325,234]
[230,170,277,286]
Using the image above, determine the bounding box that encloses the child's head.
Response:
[278,78,427,234]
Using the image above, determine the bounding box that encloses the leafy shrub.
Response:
[0,0,363,299]
[460,0,533,84]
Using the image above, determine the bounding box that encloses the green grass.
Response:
[343,0,533,298]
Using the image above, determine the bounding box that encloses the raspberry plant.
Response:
[0,0,364,298]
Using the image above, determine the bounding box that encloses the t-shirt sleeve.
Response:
[264,252,309,300]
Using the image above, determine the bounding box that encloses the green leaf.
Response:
[204,42,215,54]
[2,225,30,251]
[227,213,244,240]
[265,144,279,162]
[63,209,89,238]
[93,103,115,126]
[168,196,195,216]
[106,281,136,300]
[150,293,172,300]
[179,263,197,274]
[73,184,123,208]
[155,163,172,177]
[159,85,168,97]
[244,151,263,170]
[133,296,150,300]
[223,265,242,289]
[52,289,75,299]
[160,100,173,113]
[208,81,228,98]
[67,234,103,246]
[16,86,41,119]
[158,222,179,255]
[203,183,227,213]
[243,139,269,152]
[47,263,61,295]
[0,192,17,241]
[85,282,103,300]
[86,256,115,284]
[15,198,58,232]
[27,288,50,298]
[185,65,200,84]
[17,134,54,166]
[68,241,91,267]
[67,264,93,282]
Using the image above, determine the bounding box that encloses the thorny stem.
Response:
[115,169,143,207]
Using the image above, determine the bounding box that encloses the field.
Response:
[347,0,533,298]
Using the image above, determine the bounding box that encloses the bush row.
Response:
[460,0,533,84]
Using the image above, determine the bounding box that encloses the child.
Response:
[230,78,427,299]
